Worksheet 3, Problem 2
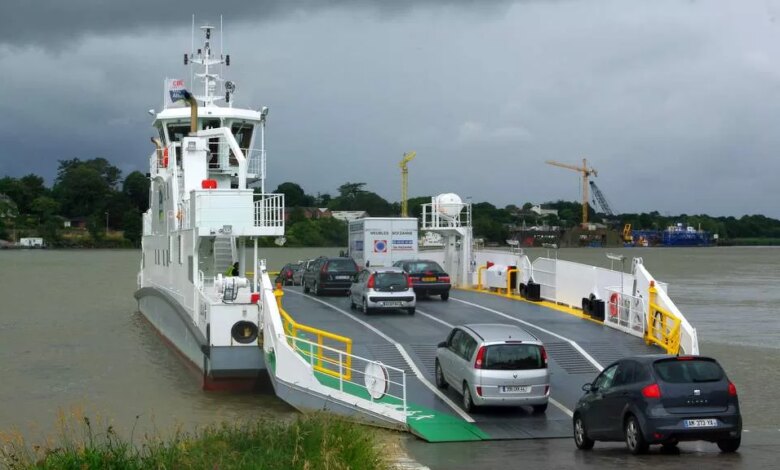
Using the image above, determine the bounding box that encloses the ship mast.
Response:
[185,24,233,107]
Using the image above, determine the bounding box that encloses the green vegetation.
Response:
[1,414,390,470]
[0,158,148,247]
[3,157,780,247]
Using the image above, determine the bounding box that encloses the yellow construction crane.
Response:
[545,158,598,226]
[399,151,417,217]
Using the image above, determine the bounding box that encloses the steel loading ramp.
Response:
[280,288,584,442]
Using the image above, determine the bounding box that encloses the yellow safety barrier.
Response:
[505,268,518,296]
[274,288,353,380]
[477,265,488,290]
[645,281,682,354]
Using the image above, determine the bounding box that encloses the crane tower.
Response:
[399,151,417,217]
[545,158,598,226]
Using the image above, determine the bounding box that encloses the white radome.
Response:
[435,193,464,218]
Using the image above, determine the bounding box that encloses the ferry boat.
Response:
[135,24,285,390]
[135,23,702,442]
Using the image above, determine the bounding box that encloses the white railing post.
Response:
[339,351,344,392]
[402,372,407,416]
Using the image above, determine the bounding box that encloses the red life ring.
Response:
[609,292,619,317]
[162,148,169,168]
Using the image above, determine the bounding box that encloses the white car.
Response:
[349,267,416,315]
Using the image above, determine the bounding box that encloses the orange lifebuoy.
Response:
[609,292,619,317]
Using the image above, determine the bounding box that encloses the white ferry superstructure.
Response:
[135,24,283,390]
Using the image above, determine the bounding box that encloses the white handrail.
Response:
[287,334,408,414]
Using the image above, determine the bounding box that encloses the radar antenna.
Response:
[184,18,233,106]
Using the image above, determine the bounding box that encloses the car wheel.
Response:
[462,382,476,413]
[434,360,447,389]
[624,415,649,455]
[349,296,356,310]
[573,414,595,450]
[441,291,449,301]
[314,282,321,296]
[717,437,741,453]
[303,281,310,293]
[407,307,415,316]
[532,403,548,414]
[362,298,371,315]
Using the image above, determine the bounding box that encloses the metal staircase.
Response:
[213,236,236,275]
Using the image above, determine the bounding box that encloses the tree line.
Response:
[2,161,779,247]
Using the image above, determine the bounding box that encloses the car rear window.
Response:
[375,272,407,289]
[405,261,444,273]
[326,259,357,272]
[483,344,544,370]
[653,359,724,383]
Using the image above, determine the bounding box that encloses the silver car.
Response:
[349,267,416,315]
[435,324,550,413]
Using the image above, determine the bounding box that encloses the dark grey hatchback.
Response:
[573,355,741,454]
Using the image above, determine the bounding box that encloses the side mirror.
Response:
[437,341,447,348]
[582,383,593,392]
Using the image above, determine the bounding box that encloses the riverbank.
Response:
[0,413,393,469]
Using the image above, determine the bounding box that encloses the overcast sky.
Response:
[1,0,779,217]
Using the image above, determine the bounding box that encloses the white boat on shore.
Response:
[135,24,284,390]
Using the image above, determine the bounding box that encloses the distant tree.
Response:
[122,208,142,247]
[30,196,60,223]
[274,182,314,207]
[123,171,150,212]
[57,158,121,189]
[337,182,366,198]
[54,165,110,218]
[317,193,332,206]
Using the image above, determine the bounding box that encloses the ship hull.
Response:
[135,287,265,391]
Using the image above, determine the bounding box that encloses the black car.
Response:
[573,355,741,454]
[393,259,451,300]
[302,257,358,296]
[275,262,302,286]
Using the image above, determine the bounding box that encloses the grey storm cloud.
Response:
[0,0,515,48]
[1,0,780,218]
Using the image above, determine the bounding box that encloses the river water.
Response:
[1,247,778,466]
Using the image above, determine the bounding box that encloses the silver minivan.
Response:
[435,324,550,413]
[349,267,416,315]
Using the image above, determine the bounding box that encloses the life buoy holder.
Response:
[609,292,619,317]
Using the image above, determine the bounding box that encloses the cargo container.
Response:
[348,217,418,268]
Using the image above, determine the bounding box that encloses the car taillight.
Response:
[676,356,695,360]
[474,346,486,369]
[728,381,737,397]
[320,263,328,279]
[476,386,482,396]
[407,274,413,288]
[642,383,661,399]
[540,346,548,367]
[439,275,450,283]
[367,274,375,289]
[286,272,292,278]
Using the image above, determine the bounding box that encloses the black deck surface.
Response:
[280,287,660,441]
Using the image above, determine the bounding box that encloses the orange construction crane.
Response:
[545,158,598,226]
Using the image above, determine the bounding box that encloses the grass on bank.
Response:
[1,413,390,470]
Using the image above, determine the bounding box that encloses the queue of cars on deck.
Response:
[280,255,742,455]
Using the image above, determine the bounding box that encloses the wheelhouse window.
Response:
[231,122,254,150]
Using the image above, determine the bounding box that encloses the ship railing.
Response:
[421,201,472,230]
[284,334,408,414]
[254,193,285,228]
[604,287,646,339]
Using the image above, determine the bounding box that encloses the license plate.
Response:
[422,277,437,282]
[501,385,530,393]
[383,301,402,307]
[684,419,718,428]
[336,275,350,280]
